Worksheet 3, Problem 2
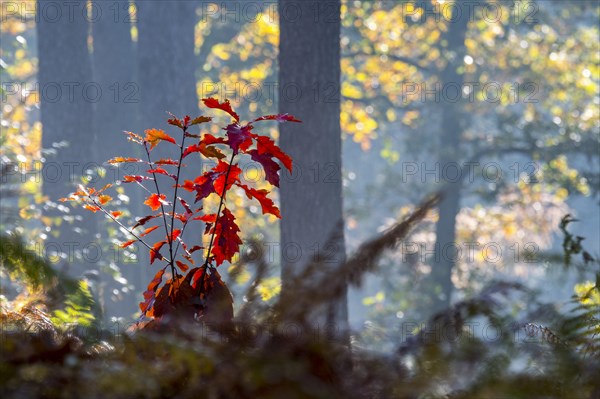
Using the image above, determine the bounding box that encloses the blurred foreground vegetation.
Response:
[1,204,598,399]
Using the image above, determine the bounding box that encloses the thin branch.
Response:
[167,125,188,281]
[88,197,164,261]
[143,142,175,278]
[203,151,236,269]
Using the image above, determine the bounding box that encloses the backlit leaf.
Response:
[145,128,176,150]
[141,225,160,236]
[144,193,168,211]
[202,97,239,121]
[238,184,281,218]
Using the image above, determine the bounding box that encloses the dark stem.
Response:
[172,215,191,261]
[168,126,188,286]
[144,142,176,281]
[89,197,164,260]
[203,151,237,270]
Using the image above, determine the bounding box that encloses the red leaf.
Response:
[170,229,181,242]
[150,241,166,264]
[213,160,242,196]
[193,213,217,223]
[111,211,123,218]
[148,268,166,292]
[224,123,253,153]
[139,290,155,314]
[147,167,176,179]
[140,225,160,237]
[167,114,184,128]
[132,214,160,229]
[248,150,281,187]
[139,268,166,313]
[211,208,242,266]
[183,254,195,265]
[202,98,240,122]
[173,213,188,223]
[144,128,176,150]
[183,143,226,160]
[182,166,224,203]
[191,267,205,289]
[238,184,281,218]
[177,197,193,215]
[189,245,203,253]
[253,113,301,123]
[144,193,168,211]
[202,133,228,146]
[154,158,180,166]
[254,135,293,172]
[183,176,215,203]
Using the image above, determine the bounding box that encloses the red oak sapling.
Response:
[60,98,300,327]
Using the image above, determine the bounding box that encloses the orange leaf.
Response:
[175,260,189,272]
[125,131,144,144]
[170,229,181,242]
[120,239,136,248]
[84,204,101,212]
[144,193,167,211]
[190,115,212,126]
[141,225,160,236]
[144,128,176,150]
[150,241,166,264]
[107,157,143,164]
[122,175,153,183]
[98,194,112,205]
[111,211,123,218]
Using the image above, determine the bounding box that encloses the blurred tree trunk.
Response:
[430,11,469,314]
[278,0,348,333]
[91,0,140,318]
[136,0,198,130]
[136,1,199,275]
[37,0,96,278]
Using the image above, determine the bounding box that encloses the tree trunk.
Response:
[278,0,347,332]
[430,10,469,314]
[91,0,140,318]
[136,0,198,130]
[37,0,96,278]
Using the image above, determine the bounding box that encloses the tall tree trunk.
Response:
[430,10,469,314]
[136,0,197,130]
[37,0,96,278]
[91,0,140,319]
[136,0,199,279]
[279,0,347,332]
